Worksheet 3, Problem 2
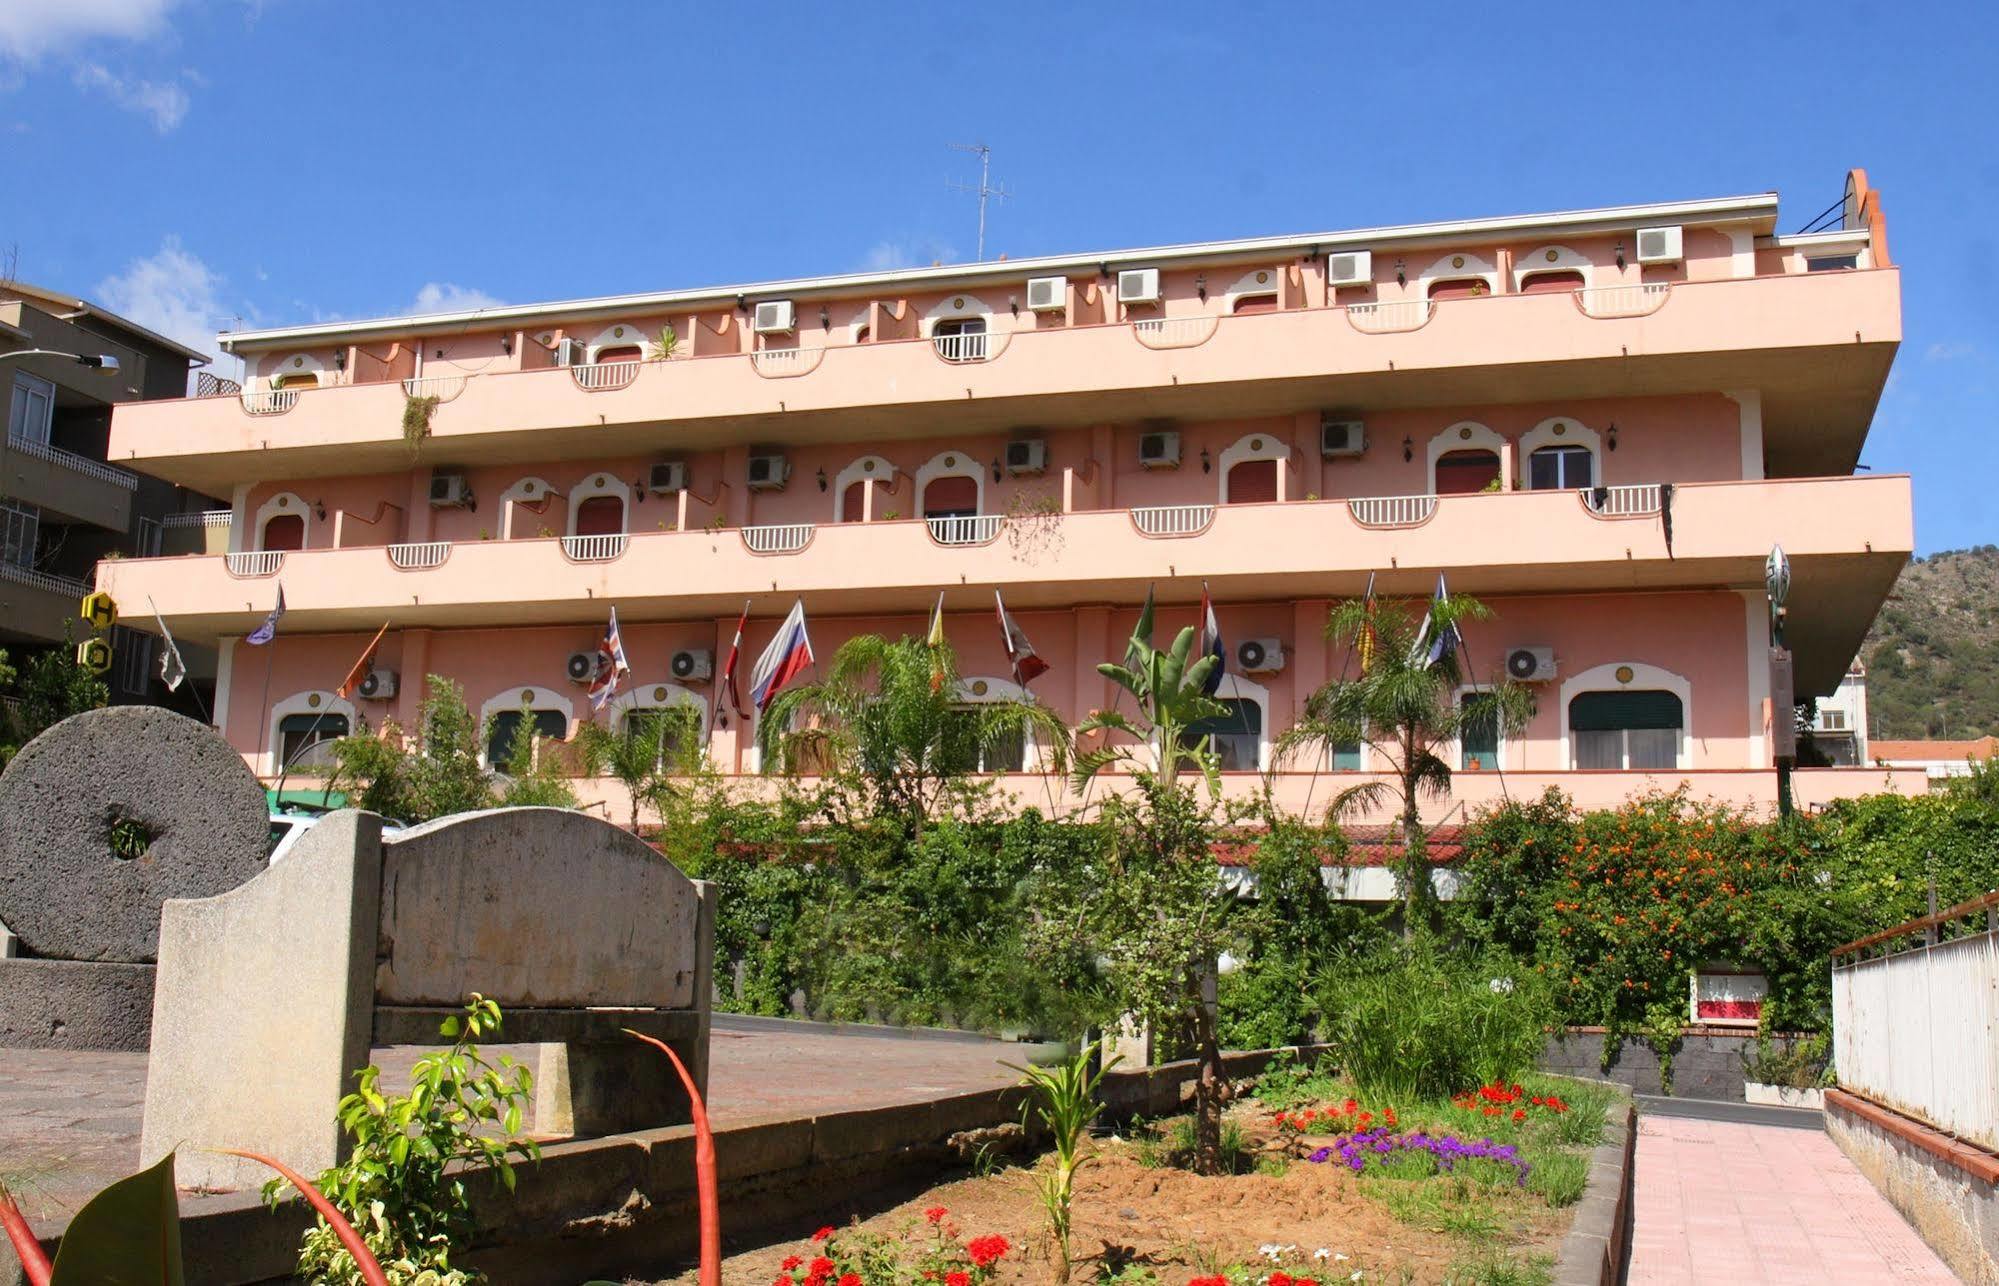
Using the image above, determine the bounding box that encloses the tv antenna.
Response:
[948,142,1011,261]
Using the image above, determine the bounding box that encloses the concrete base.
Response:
[0,958,155,1050]
[1745,1082,1825,1110]
[536,1040,692,1137]
[1826,1090,1999,1285]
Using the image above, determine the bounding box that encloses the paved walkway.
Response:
[0,1017,1019,1226]
[1628,1108,1960,1284]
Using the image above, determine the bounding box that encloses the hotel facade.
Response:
[97,168,1924,819]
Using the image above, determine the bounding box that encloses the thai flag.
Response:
[750,598,814,712]
[994,590,1049,686]
[587,607,630,712]
[720,599,751,721]
[1198,582,1225,696]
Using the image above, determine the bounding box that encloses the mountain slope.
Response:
[1863,546,1999,739]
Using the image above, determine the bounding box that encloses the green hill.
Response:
[1863,546,1999,739]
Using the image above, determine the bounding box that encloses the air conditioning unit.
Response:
[1117,267,1161,305]
[1505,646,1557,682]
[1636,225,1683,265]
[752,300,795,334]
[356,668,398,701]
[1138,430,1181,469]
[671,648,714,682]
[428,472,472,508]
[1320,415,1366,458]
[1025,276,1067,312]
[1004,439,1046,475]
[1237,638,1286,674]
[648,460,687,494]
[746,452,791,490]
[555,337,588,366]
[566,651,600,684]
[1326,250,1373,288]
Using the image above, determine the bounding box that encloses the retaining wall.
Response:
[1825,1089,1999,1285]
[1540,1026,1811,1101]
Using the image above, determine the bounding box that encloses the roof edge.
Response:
[0,280,212,365]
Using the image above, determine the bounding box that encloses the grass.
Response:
[1443,1250,1555,1285]
[1129,1115,1257,1174]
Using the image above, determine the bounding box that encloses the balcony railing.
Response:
[224,550,286,577]
[0,559,89,597]
[1575,282,1671,319]
[388,541,451,570]
[750,347,826,378]
[926,514,1004,546]
[162,509,232,528]
[1129,504,1216,537]
[240,388,300,416]
[742,523,815,555]
[1132,315,1220,350]
[1345,299,1434,334]
[401,374,468,402]
[1347,494,1438,528]
[931,329,991,363]
[560,533,629,562]
[570,360,642,391]
[1582,484,1664,518]
[6,434,140,489]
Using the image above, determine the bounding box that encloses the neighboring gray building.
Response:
[2,280,224,717]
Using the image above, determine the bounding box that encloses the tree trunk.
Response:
[1400,727,1424,940]
[1191,970,1227,1175]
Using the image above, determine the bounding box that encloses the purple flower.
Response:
[1303,1128,1531,1186]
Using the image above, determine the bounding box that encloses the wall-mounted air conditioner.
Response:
[428,472,472,508]
[1237,638,1286,673]
[1026,276,1067,312]
[1505,646,1557,682]
[555,337,588,366]
[1117,268,1161,305]
[648,461,687,494]
[746,453,791,490]
[357,668,398,700]
[1005,440,1046,475]
[752,300,795,334]
[1636,226,1683,265]
[1138,430,1180,469]
[1320,415,1366,458]
[1326,250,1373,288]
[566,652,599,684]
[671,649,714,682]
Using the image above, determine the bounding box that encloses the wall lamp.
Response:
[1394,258,1407,286]
[819,304,831,330]
[1195,273,1207,302]
[991,456,1003,482]
[735,293,749,314]
[1606,422,1619,452]
[312,499,327,521]
[1098,261,1111,280]
[332,350,347,371]
[0,349,122,375]
[1200,446,1212,474]
[500,334,514,356]
[1402,435,1414,463]
[1614,241,1626,270]
[816,467,828,492]
[1008,296,1019,317]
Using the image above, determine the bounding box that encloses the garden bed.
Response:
[649,1071,1616,1285]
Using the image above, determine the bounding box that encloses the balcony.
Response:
[100,474,1910,692]
[0,559,90,645]
[2,434,138,532]
[109,269,1901,495]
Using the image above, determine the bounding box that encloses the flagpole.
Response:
[253,643,276,780]
[147,596,211,726]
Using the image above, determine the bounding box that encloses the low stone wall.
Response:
[4,1046,1312,1286]
[1552,1090,1637,1286]
[1540,1026,1806,1101]
[1825,1089,1999,1285]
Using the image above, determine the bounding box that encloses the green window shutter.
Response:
[1568,689,1684,732]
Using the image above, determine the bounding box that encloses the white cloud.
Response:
[0,0,178,62]
[859,239,957,272]
[72,61,189,131]
[1924,341,1980,363]
[94,235,226,361]
[409,282,505,314]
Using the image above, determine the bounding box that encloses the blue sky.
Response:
[2,1,1991,554]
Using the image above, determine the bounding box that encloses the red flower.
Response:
[1484,1106,1501,1117]
[782,1255,804,1271]
[770,1278,789,1286]
[966,1234,1011,1268]
[808,1256,835,1276]
[838,1276,862,1286]
[945,1275,971,1286]
[812,1227,835,1243]
[1271,1273,1296,1286]
[1512,1108,1527,1123]
[1189,1278,1229,1286]
[925,1205,949,1224]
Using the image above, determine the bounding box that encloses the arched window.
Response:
[1420,252,1499,301]
[1569,690,1684,770]
[499,476,557,540]
[1226,268,1280,315]
[832,455,896,523]
[914,451,983,519]
[1514,246,1593,293]
[1226,459,1278,503]
[926,294,996,363]
[1436,450,1501,495]
[609,682,709,771]
[1519,271,1585,295]
[942,676,1040,773]
[256,492,311,551]
[1218,432,1291,504]
[479,687,574,769]
[584,323,647,364]
[265,353,327,390]
[265,690,356,776]
[566,474,631,537]
[1179,674,1270,771]
[1529,445,1593,489]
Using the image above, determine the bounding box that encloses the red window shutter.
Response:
[574,495,625,536]
[840,481,866,523]
[262,513,305,551]
[1232,295,1278,315]
[1435,450,1501,495]
[1226,458,1278,504]
[1520,271,1585,295]
[922,475,978,517]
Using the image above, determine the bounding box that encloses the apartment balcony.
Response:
[100,473,1909,691]
[0,560,91,645]
[1,434,138,532]
[108,269,1900,496]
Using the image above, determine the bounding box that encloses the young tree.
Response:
[1279,590,1534,933]
[494,709,580,810]
[0,644,110,766]
[575,704,703,831]
[758,633,1067,834]
[329,675,497,822]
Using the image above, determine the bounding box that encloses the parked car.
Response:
[267,806,405,864]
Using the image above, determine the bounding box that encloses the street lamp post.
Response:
[1766,546,1795,819]
[0,349,122,374]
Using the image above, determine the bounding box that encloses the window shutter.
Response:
[1569,689,1684,732]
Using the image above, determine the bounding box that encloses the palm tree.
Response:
[576,705,704,832]
[757,633,1068,833]
[1279,590,1534,933]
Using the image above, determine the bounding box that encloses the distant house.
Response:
[1870,737,1999,786]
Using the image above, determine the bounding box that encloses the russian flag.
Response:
[1198,582,1225,696]
[749,598,814,712]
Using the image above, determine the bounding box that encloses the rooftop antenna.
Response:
[947,142,1011,261]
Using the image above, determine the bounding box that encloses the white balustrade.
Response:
[926,514,1005,546]
[0,560,89,597]
[1344,299,1434,334]
[388,541,451,570]
[240,388,300,415]
[1129,505,1216,537]
[560,533,629,562]
[750,346,826,378]
[931,329,992,363]
[401,374,468,402]
[569,360,642,391]
[1132,315,1220,349]
[5,434,139,488]
[1575,282,1671,319]
[742,524,815,554]
[1347,494,1438,528]
[224,550,286,577]
[1581,484,1664,518]
[162,509,233,528]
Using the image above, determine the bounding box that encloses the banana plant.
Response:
[1072,592,1228,796]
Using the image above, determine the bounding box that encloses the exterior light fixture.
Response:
[991,457,1002,482]
[0,349,121,375]
[1200,446,1212,474]
[735,293,749,314]
[1098,262,1111,280]
[819,305,831,330]
[815,467,828,492]
[333,350,346,371]
[1606,423,1618,452]
[1394,259,1407,286]
[313,500,327,521]
[500,334,514,355]
[1614,241,1626,270]
[1195,274,1207,302]
[1009,296,1019,317]
[1402,435,1414,463]
[1765,545,1791,623]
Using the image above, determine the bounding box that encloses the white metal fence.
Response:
[1582,483,1664,517]
[401,374,467,402]
[1345,299,1433,334]
[6,434,141,489]
[926,514,1004,545]
[224,550,286,577]
[1128,504,1215,537]
[569,360,641,391]
[388,541,450,570]
[240,388,299,415]
[1347,494,1438,528]
[1832,893,1999,1153]
[1575,282,1671,319]
[1132,315,1220,349]
[560,533,628,562]
[742,523,814,554]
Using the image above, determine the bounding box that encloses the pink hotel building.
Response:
[98,168,1924,820]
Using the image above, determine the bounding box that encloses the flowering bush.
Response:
[1306,1128,1531,1186]
[1271,1099,1398,1138]
[770,1214,1009,1286]
[1449,1082,1569,1122]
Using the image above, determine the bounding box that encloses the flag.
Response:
[927,591,948,692]
[1198,582,1225,697]
[244,584,285,646]
[149,597,188,692]
[995,590,1049,686]
[1125,583,1156,670]
[1408,573,1461,669]
[336,622,393,700]
[587,607,630,712]
[720,599,751,721]
[1357,572,1378,674]
[749,598,814,712]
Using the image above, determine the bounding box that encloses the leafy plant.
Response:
[1010,1047,1119,1283]
[575,704,704,831]
[494,705,579,809]
[0,640,109,769]
[401,394,438,455]
[328,677,498,822]
[1742,1029,1832,1089]
[649,323,679,360]
[264,997,538,1285]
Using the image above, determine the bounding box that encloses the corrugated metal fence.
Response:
[1832,890,1999,1152]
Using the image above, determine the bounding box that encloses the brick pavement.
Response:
[0,1018,1018,1226]
[1628,1110,1960,1284]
